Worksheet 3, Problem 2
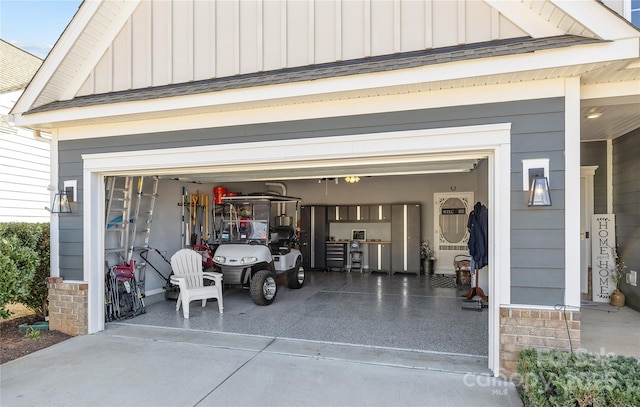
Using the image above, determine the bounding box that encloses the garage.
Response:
[16,0,640,378]
[81,122,510,373]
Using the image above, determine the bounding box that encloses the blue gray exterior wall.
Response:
[613,128,640,311]
[58,97,566,306]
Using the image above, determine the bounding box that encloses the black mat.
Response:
[429,274,457,289]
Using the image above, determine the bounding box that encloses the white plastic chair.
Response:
[170,248,223,318]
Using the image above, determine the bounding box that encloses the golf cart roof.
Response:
[221,194,302,203]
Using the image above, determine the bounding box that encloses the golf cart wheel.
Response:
[250,269,277,305]
[287,258,305,289]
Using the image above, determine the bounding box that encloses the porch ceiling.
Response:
[580,96,640,141]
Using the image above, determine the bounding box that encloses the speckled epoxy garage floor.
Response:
[115,271,489,357]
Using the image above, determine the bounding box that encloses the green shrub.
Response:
[27,223,50,319]
[517,348,640,407]
[0,223,50,319]
[25,327,41,339]
[0,235,37,319]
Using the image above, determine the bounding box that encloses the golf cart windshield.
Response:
[219,201,270,243]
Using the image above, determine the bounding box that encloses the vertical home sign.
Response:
[592,214,616,302]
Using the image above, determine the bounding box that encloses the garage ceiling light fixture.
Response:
[344,176,360,184]
[585,108,601,119]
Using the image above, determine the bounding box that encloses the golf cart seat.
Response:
[270,226,295,255]
[170,248,223,318]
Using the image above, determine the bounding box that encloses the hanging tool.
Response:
[200,192,205,244]
[185,189,191,247]
[204,194,209,242]
[191,193,198,246]
[181,187,187,247]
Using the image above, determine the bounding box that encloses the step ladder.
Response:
[104,176,159,296]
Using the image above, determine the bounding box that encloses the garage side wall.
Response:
[613,128,640,311]
[57,97,566,306]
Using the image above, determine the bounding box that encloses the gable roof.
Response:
[10,0,639,141]
[0,40,42,93]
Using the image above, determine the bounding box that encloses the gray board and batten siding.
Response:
[58,97,566,306]
[612,128,640,311]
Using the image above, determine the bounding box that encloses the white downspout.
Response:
[48,131,60,278]
[33,129,52,143]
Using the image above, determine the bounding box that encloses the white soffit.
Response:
[551,0,640,40]
[484,0,566,38]
[56,79,564,141]
[12,0,140,113]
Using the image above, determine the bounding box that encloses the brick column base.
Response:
[46,277,88,336]
[500,306,580,378]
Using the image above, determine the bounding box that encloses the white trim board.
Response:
[565,77,581,308]
[82,123,512,375]
[58,78,566,141]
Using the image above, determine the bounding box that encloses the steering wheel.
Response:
[248,240,261,245]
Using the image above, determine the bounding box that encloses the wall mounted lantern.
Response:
[528,177,551,207]
[48,190,72,213]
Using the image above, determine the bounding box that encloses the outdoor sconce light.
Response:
[344,176,360,184]
[48,190,72,213]
[528,177,551,207]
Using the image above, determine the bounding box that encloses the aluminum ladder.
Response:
[127,176,159,295]
[105,176,133,267]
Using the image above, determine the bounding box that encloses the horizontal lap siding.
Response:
[612,128,640,310]
[59,98,566,307]
[0,130,51,222]
[508,101,565,306]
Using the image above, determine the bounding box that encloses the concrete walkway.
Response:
[1,324,522,407]
[580,302,640,357]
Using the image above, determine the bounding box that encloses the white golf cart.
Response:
[211,194,305,305]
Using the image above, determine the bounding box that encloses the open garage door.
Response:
[83,123,511,374]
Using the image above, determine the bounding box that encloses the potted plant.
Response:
[420,240,435,275]
[609,246,629,307]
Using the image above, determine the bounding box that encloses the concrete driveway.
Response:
[1,324,522,407]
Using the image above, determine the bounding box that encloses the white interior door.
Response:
[433,192,474,274]
[580,167,597,294]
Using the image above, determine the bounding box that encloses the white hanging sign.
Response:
[591,214,616,303]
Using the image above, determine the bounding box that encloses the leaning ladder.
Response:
[105,176,133,267]
[127,176,159,295]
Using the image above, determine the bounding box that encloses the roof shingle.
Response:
[26,35,603,115]
[0,40,42,93]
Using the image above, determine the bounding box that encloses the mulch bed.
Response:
[1,315,72,364]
